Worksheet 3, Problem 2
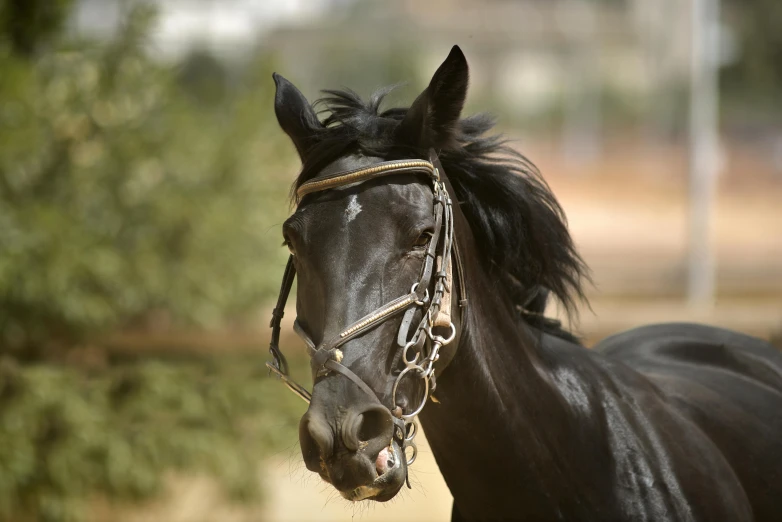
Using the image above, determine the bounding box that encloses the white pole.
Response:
[688,0,720,307]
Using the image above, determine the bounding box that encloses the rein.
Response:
[266,150,465,472]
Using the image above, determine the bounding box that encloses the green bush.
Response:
[0,4,305,521]
[0,355,305,522]
[0,4,293,358]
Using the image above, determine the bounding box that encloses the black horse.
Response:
[270,46,782,521]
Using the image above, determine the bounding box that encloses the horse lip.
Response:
[375,439,403,476]
[342,485,383,502]
[339,441,405,502]
[375,441,401,476]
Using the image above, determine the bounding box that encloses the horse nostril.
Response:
[357,407,392,444]
[341,406,393,453]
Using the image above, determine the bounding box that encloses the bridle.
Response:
[266,149,466,475]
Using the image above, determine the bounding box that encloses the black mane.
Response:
[293,87,589,340]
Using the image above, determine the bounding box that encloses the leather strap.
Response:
[268,255,296,375]
[312,292,419,367]
[431,152,468,320]
[297,160,437,200]
[324,359,380,402]
[433,256,453,327]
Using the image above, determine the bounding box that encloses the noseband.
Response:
[266,150,465,474]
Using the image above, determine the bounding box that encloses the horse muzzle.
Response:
[299,390,407,502]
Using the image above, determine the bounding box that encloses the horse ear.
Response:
[273,73,322,161]
[398,45,469,148]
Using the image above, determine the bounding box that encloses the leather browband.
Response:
[296,160,437,200]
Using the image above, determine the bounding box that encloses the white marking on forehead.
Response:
[344,195,362,223]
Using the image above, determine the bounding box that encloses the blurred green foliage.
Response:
[0,3,303,521]
[0,4,293,358]
[0,355,305,522]
[0,0,75,57]
[723,0,782,103]
[722,0,782,124]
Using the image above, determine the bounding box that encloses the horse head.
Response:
[272,47,470,502]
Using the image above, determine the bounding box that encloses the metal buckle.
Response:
[410,283,430,306]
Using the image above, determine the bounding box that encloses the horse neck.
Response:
[419,258,602,519]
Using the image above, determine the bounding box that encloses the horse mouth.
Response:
[339,441,406,502]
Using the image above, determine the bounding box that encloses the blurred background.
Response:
[0,0,780,520]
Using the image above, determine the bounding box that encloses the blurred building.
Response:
[69,0,330,61]
[265,0,693,117]
[69,0,698,122]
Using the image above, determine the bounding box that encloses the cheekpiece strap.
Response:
[429,150,468,319]
[268,255,296,376]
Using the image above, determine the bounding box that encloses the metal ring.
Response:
[410,284,429,306]
[395,424,405,442]
[405,441,418,466]
[404,421,417,442]
[391,366,430,421]
[427,322,456,345]
[402,339,420,366]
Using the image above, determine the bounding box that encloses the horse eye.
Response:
[413,232,432,248]
[282,239,295,256]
